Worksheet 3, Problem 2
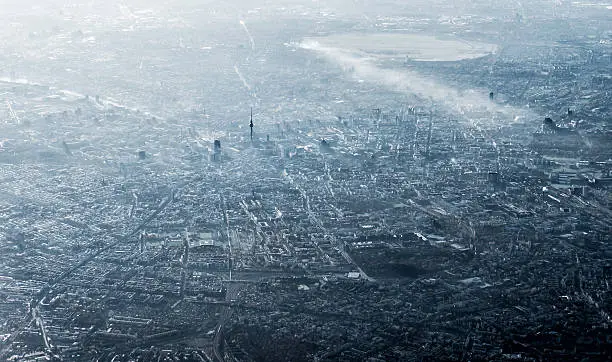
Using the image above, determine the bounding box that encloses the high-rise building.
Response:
[213,140,221,161]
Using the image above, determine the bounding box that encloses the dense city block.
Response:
[0,1,611,361]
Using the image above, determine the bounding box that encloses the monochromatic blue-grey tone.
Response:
[0,1,611,361]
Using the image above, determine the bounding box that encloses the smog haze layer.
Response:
[1,0,608,125]
[1,1,611,361]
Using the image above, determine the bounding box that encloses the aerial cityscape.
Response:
[0,0,611,361]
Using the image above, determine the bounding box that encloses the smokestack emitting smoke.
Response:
[299,40,533,127]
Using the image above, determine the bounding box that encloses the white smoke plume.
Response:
[299,40,534,127]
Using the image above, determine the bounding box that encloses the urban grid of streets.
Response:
[0,1,611,360]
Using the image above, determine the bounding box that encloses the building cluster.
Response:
[0,4,610,360]
[2,86,609,359]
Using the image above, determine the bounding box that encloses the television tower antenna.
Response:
[249,107,254,141]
